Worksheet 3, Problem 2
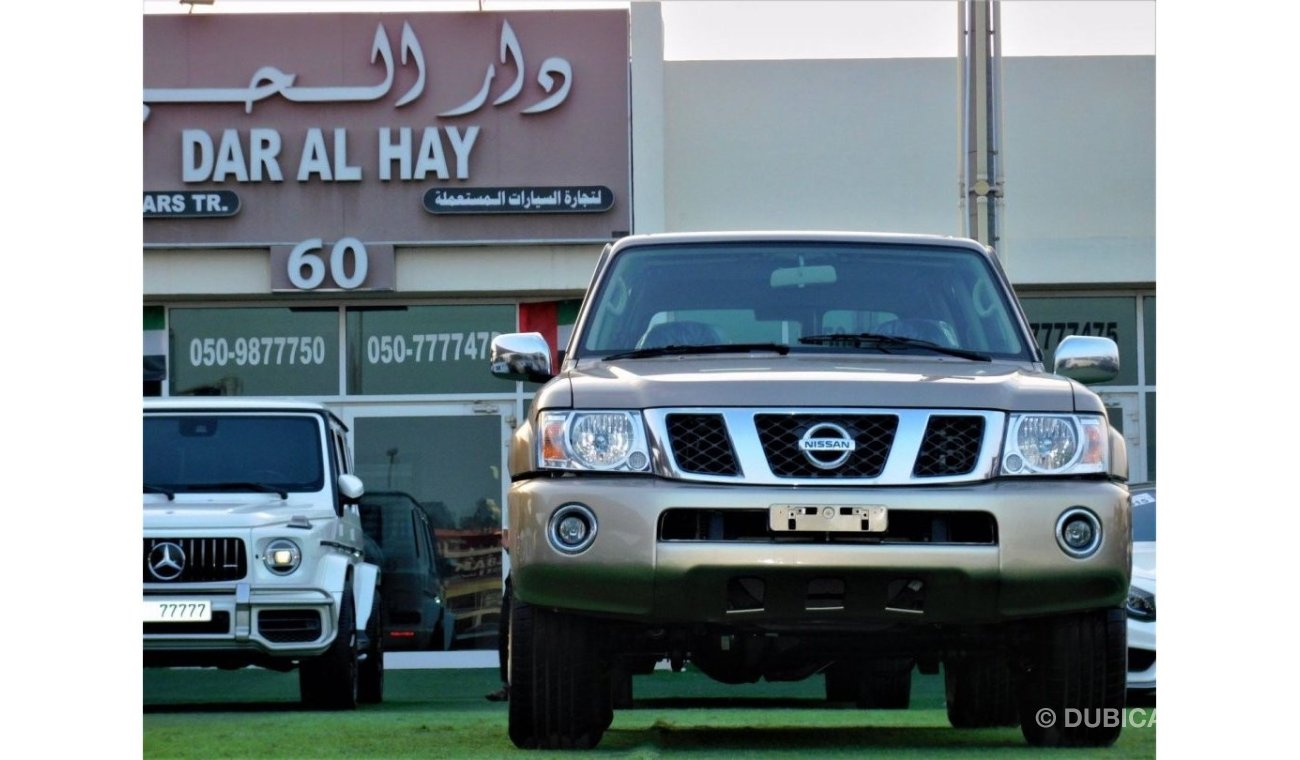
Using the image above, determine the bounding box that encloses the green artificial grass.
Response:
[144,667,1155,759]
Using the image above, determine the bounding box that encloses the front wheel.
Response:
[945,655,1018,728]
[358,593,384,704]
[507,598,611,749]
[300,583,358,710]
[1018,608,1127,747]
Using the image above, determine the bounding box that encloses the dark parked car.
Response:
[359,491,455,651]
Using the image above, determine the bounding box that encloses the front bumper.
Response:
[509,478,1130,626]
[143,582,339,664]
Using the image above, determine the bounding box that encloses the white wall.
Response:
[998,56,1155,285]
[663,58,962,236]
[655,53,1154,286]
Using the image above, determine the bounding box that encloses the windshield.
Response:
[143,414,325,494]
[1131,488,1156,541]
[575,242,1032,360]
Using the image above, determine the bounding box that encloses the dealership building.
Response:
[143,3,1154,660]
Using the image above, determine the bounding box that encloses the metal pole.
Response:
[962,0,1003,251]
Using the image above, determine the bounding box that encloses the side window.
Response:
[332,430,350,475]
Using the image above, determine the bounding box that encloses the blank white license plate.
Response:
[143,600,212,623]
[770,504,888,533]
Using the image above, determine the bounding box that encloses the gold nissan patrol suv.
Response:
[490,232,1130,749]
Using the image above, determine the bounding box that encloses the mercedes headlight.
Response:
[539,411,652,472]
[1126,585,1156,622]
[1001,414,1108,475]
[262,538,302,575]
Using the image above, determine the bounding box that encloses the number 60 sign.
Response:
[270,238,395,292]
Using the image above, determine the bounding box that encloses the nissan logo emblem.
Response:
[148,541,187,581]
[798,422,857,470]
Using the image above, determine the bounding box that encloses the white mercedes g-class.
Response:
[143,398,383,709]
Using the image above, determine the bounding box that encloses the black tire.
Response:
[824,659,912,709]
[299,583,358,710]
[945,655,1018,728]
[610,663,633,710]
[1018,608,1127,747]
[824,663,858,702]
[358,593,384,704]
[860,659,912,709]
[507,597,611,749]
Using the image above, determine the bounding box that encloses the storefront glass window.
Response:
[1143,295,1156,385]
[346,305,514,395]
[168,307,339,396]
[352,414,504,651]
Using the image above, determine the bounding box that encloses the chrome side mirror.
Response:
[1053,335,1119,384]
[490,332,554,382]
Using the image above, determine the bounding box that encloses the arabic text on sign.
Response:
[144,20,573,119]
[423,186,614,214]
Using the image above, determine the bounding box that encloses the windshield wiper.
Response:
[798,333,991,362]
[603,342,791,361]
[183,482,290,499]
[143,483,175,501]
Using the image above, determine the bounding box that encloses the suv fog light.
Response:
[1063,519,1093,547]
[1055,508,1102,558]
[263,539,302,575]
[548,503,598,554]
[558,515,588,544]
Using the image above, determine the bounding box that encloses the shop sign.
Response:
[143,12,631,246]
[143,190,240,218]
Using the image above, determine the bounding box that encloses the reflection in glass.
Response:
[353,415,503,651]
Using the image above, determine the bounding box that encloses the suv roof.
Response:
[607,231,993,255]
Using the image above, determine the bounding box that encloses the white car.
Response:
[143,398,384,709]
[1126,484,1156,694]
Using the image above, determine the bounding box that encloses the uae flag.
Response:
[519,300,582,369]
[144,306,166,382]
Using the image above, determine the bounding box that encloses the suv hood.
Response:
[143,495,335,531]
[555,355,1096,413]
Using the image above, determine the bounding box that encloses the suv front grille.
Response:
[755,414,898,478]
[914,416,985,477]
[143,537,248,583]
[667,414,740,475]
[646,408,1000,485]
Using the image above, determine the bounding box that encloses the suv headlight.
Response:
[263,539,302,575]
[538,411,652,472]
[1000,414,1108,475]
